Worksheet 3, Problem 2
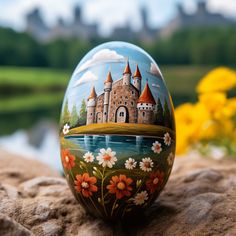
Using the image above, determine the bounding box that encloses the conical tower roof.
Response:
[104,71,113,83]
[123,61,131,75]
[133,64,142,79]
[138,82,156,104]
[88,86,97,100]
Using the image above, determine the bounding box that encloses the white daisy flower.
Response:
[164,132,171,146]
[167,152,174,166]
[151,141,162,154]
[124,158,137,170]
[63,123,70,135]
[83,152,94,163]
[133,191,148,205]
[96,148,117,168]
[139,157,154,172]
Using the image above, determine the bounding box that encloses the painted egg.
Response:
[60,42,176,220]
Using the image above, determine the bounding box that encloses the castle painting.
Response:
[60,42,175,137]
[87,61,156,125]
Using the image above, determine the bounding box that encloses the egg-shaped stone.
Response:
[60,42,176,220]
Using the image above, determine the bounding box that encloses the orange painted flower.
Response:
[61,149,75,170]
[107,174,133,199]
[146,170,164,193]
[74,173,98,198]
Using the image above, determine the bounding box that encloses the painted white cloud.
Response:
[74,70,98,87]
[75,49,125,74]
[152,83,160,88]
[149,62,162,77]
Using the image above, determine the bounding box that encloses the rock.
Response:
[0,149,236,235]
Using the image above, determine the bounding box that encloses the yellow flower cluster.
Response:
[175,67,236,155]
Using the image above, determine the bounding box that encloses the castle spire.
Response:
[104,71,113,84]
[138,82,156,105]
[88,86,97,100]
[123,60,131,75]
[133,64,142,79]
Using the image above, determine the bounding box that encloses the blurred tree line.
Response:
[0,26,235,69]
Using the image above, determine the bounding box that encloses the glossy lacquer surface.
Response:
[60,42,176,220]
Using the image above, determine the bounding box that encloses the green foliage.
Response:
[163,99,171,128]
[78,99,87,125]
[61,99,70,125]
[0,26,236,68]
[155,98,164,125]
[70,104,79,127]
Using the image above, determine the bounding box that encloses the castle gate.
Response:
[115,106,129,123]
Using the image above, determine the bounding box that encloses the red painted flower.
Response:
[146,170,164,193]
[74,173,98,198]
[61,149,75,170]
[107,174,133,199]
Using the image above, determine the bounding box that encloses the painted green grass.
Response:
[69,123,175,137]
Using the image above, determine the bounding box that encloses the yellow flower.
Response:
[196,67,236,94]
[198,92,227,116]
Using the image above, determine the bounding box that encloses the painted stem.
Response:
[101,167,108,216]
[111,198,118,217]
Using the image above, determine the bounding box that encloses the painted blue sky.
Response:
[0,0,236,35]
[64,42,171,113]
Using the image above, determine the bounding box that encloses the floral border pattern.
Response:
[60,129,175,219]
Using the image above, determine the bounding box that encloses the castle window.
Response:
[119,112,124,117]
[131,101,134,106]
[141,103,143,106]
[125,102,127,105]
[146,107,148,110]
[114,91,116,94]
[125,96,128,99]
[113,102,115,105]
[132,91,134,95]
[120,96,122,99]
[146,103,148,106]
[104,112,107,115]
[143,112,145,117]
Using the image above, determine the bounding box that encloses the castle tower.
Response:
[103,71,113,123]
[123,61,131,86]
[137,82,156,124]
[133,64,142,93]
[86,86,97,125]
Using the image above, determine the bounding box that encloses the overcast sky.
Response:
[0,0,236,35]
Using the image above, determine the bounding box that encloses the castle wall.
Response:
[138,110,154,124]
[95,94,104,123]
[108,79,139,123]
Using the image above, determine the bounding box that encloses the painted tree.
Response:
[78,99,87,125]
[156,98,164,125]
[163,99,171,128]
[70,104,79,127]
[61,99,70,125]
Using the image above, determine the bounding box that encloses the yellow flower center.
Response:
[117,182,126,190]
[153,177,159,185]
[81,181,89,189]
[65,156,70,163]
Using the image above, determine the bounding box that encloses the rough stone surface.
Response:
[0,149,236,236]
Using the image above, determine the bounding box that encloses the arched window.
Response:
[119,112,124,117]
[143,112,145,117]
